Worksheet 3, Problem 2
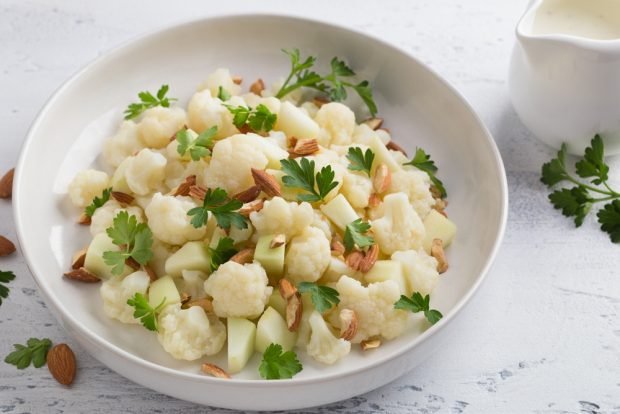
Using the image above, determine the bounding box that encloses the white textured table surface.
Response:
[1,1,619,413]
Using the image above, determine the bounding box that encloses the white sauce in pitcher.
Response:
[531,0,620,40]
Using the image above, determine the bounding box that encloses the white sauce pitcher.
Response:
[509,0,620,155]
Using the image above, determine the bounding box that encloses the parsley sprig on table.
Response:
[343,219,374,252]
[224,103,277,133]
[85,187,112,218]
[275,49,377,116]
[280,158,339,203]
[258,343,303,380]
[208,237,238,272]
[403,148,447,198]
[127,293,166,332]
[541,135,620,242]
[346,147,375,177]
[103,211,154,276]
[176,126,217,161]
[395,292,443,325]
[123,85,177,120]
[4,338,52,369]
[297,282,340,313]
[187,188,248,230]
[0,270,15,307]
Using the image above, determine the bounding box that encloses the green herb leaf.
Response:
[597,200,620,243]
[258,343,303,380]
[394,292,443,325]
[103,211,154,275]
[127,293,166,332]
[404,148,446,198]
[297,282,340,313]
[280,158,339,203]
[541,144,570,187]
[208,237,238,272]
[176,127,217,161]
[575,135,609,185]
[224,104,277,133]
[4,338,52,369]
[0,270,15,307]
[187,187,247,230]
[549,187,592,227]
[217,86,231,101]
[346,147,375,177]
[123,85,177,120]
[343,219,374,252]
[85,187,112,217]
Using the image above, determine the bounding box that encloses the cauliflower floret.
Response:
[102,121,144,168]
[187,89,239,138]
[68,169,110,208]
[179,270,208,299]
[335,276,409,342]
[229,223,254,244]
[198,68,242,98]
[314,102,355,146]
[311,210,333,240]
[341,170,373,209]
[371,192,425,255]
[157,304,226,360]
[250,197,314,239]
[150,239,176,279]
[90,200,144,236]
[391,250,439,296]
[204,261,272,319]
[100,271,150,324]
[124,149,167,196]
[137,106,186,149]
[306,311,351,364]
[300,101,320,118]
[265,130,288,150]
[204,134,269,194]
[285,227,331,283]
[145,193,206,245]
[388,169,435,219]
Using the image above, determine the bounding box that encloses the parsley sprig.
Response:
[346,147,375,177]
[297,282,340,313]
[259,343,303,380]
[127,293,166,332]
[4,338,52,369]
[176,127,217,161]
[103,211,154,276]
[85,187,112,218]
[541,135,620,241]
[275,49,377,116]
[343,219,374,252]
[208,237,238,272]
[187,188,248,230]
[404,148,446,198]
[280,158,339,203]
[224,103,277,133]
[217,86,231,101]
[0,270,15,307]
[394,292,443,325]
[123,85,177,120]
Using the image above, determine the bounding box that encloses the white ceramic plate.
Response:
[14,14,507,411]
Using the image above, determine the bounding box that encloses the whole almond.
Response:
[291,138,319,156]
[64,267,100,283]
[249,78,265,95]
[172,175,196,197]
[233,185,261,203]
[363,118,384,131]
[230,248,254,265]
[286,293,303,332]
[0,235,16,256]
[47,343,76,386]
[0,168,14,199]
[339,309,358,341]
[251,168,281,197]
[358,244,379,273]
[238,199,265,217]
[278,278,297,300]
[111,191,134,205]
[372,163,392,194]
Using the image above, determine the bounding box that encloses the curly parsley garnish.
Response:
[176,127,217,161]
[187,187,248,230]
[123,85,177,120]
[403,148,446,198]
[259,343,303,380]
[297,282,340,313]
[224,103,277,134]
[280,158,339,203]
[103,211,154,276]
[394,292,443,325]
[127,293,166,332]
[85,187,112,218]
[4,338,52,369]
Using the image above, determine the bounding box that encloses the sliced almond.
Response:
[180,292,191,307]
[433,198,448,217]
[230,248,254,265]
[64,267,100,283]
[77,213,91,225]
[345,250,364,271]
[363,118,384,131]
[71,248,88,270]
[125,257,140,271]
[430,238,449,274]
[312,96,329,108]
[286,293,303,332]
[430,186,442,200]
[201,363,231,379]
[278,278,297,300]
[339,309,358,341]
[238,198,265,217]
[189,185,207,201]
[172,175,196,197]
[183,297,214,313]
[233,185,261,203]
[358,244,379,273]
[330,237,345,257]
[0,168,14,199]
[47,344,76,386]
[291,138,319,156]
[249,78,265,95]
[385,141,407,156]
[111,191,134,205]
[360,338,381,351]
[0,235,16,257]
[372,163,392,194]
[232,76,243,85]
[368,193,381,209]
[143,264,157,281]
[270,234,286,248]
[251,168,281,197]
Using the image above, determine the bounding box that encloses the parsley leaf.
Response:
[404,148,446,198]
[343,219,374,252]
[394,292,443,325]
[297,282,340,313]
[127,293,166,332]
[575,135,609,185]
[187,187,247,230]
[85,187,112,217]
[224,104,277,133]
[208,237,238,272]
[4,338,52,369]
[280,158,339,203]
[541,144,571,186]
[123,85,177,120]
[176,127,217,161]
[276,49,378,116]
[346,147,375,177]
[597,200,620,243]
[0,270,15,307]
[258,343,302,380]
[217,86,231,101]
[102,211,154,275]
[549,187,592,227]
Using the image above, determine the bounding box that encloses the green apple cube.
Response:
[164,241,211,278]
[255,307,297,353]
[111,158,132,194]
[254,235,285,279]
[208,228,227,249]
[364,260,409,295]
[148,275,180,308]
[275,101,320,140]
[227,318,257,374]
[321,257,359,284]
[367,133,401,172]
[422,210,457,254]
[84,233,131,280]
[320,194,359,231]
[267,290,287,317]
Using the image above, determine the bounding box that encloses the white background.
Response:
[1,1,619,413]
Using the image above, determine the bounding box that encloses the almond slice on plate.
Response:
[77,213,91,225]
[64,267,100,283]
[172,175,196,197]
[233,185,261,203]
[372,163,392,194]
[249,78,265,95]
[291,138,319,156]
[201,363,231,379]
[363,117,384,131]
[385,140,407,156]
[278,278,297,300]
[71,248,88,270]
[238,199,265,217]
[430,238,449,274]
[251,168,281,197]
[339,309,358,341]
[111,191,134,205]
[286,293,303,332]
[360,338,381,351]
[230,248,254,265]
